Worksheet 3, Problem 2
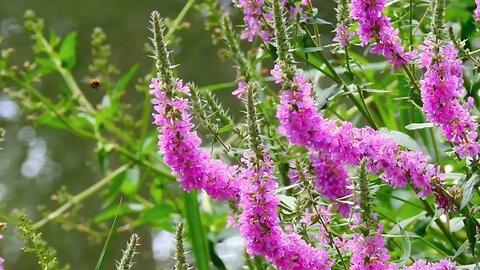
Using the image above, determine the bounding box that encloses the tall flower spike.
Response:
[418,0,480,158]
[419,38,480,158]
[239,157,333,269]
[350,0,413,69]
[234,0,310,43]
[271,0,295,78]
[432,0,446,40]
[116,234,140,270]
[333,0,354,47]
[150,11,240,200]
[245,83,263,160]
[173,223,189,270]
[238,154,332,270]
[221,15,252,100]
[347,161,396,270]
[150,11,175,92]
[221,15,251,80]
[238,81,332,270]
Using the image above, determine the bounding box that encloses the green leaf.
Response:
[461,173,479,210]
[59,32,77,69]
[120,166,140,197]
[398,226,411,267]
[306,17,333,26]
[94,204,134,223]
[449,217,466,232]
[34,57,56,75]
[405,123,435,130]
[113,64,139,99]
[453,240,470,259]
[132,205,173,227]
[297,47,323,53]
[95,199,121,270]
[184,190,210,270]
[464,216,477,255]
[379,128,422,152]
[275,183,299,194]
[217,124,233,134]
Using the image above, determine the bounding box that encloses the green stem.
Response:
[33,164,130,229]
[429,128,441,162]
[421,200,459,251]
[165,0,197,41]
[183,190,210,270]
[34,30,96,114]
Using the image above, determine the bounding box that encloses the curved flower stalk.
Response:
[238,153,332,270]
[150,79,240,200]
[311,153,352,216]
[270,0,444,204]
[234,0,309,42]
[418,38,480,159]
[273,66,441,200]
[150,11,240,201]
[350,0,413,69]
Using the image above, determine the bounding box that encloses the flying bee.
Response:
[82,76,102,90]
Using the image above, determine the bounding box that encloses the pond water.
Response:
[0,0,335,269]
[0,0,239,269]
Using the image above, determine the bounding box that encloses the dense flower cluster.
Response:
[237,153,332,270]
[348,227,396,270]
[150,78,240,200]
[419,37,480,158]
[404,260,456,269]
[151,76,332,270]
[234,0,309,42]
[350,0,413,69]
[311,154,352,216]
[273,65,442,200]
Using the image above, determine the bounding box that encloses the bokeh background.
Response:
[0,0,334,269]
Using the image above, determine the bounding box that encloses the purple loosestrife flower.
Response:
[274,66,443,201]
[333,25,354,48]
[350,0,413,69]
[404,260,456,269]
[235,0,309,42]
[311,154,352,216]
[419,37,480,158]
[348,225,396,270]
[237,153,332,270]
[232,80,247,99]
[150,78,240,200]
[476,0,480,22]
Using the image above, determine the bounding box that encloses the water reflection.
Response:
[0,99,18,121]
[0,0,236,268]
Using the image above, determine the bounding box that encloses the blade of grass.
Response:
[95,198,123,270]
[183,190,210,270]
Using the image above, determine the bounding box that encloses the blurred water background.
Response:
[0,0,334,269]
